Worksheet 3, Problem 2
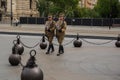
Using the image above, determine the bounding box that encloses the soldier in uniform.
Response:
[45,14,56,54]
[56,13,67,56]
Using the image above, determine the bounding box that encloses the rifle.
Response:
[59,20,65,32]
[47,21,54,32]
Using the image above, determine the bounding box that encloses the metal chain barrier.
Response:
[81,38,114,45]
[20,37,42,49]
[45,37,58,46]
[20,40,40,49]
[45,37,76,46]
[63,38,76,46]
[52,38,76,46]
[17,35,43,49]
[16,35,115,49]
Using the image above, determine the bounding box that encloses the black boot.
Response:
[46,44,51,54]
[57,45,62,56]
[61,45,64,54]
[59,45,61,53]
[51,44,54,53]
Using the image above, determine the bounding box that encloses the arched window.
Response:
[30,0,32,9]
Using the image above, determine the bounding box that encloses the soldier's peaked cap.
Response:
[48,14,53,17]
[59,13,65,17]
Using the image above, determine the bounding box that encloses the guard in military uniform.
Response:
[45,14,56,54]
[56,13,67,56]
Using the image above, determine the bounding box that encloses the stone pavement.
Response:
[0,23,120,80]
[0,35,120,80]
[0,24,120,37]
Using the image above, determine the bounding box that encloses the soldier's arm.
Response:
[44,21,47,33]
[45,21,48,30]
[62,21,67,32]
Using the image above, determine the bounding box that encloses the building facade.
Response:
[79,0,98,9]
[0,0,39,19]
[0,0,7,13]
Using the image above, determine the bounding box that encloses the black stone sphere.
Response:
[12,44,24,55]
[9,54,21,66]
[21,67,43,80]
[115,41,120,47]
[40,42,47,49]
[73,40,82,47]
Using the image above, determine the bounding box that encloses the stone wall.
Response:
[6,0,39,18]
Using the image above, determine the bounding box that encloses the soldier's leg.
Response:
[46,37,52,54]
[61,45,64,53]
[58,45,61,54]
[49,36,54,53]
[46,44,51,54]
[57,36,61,53]
[59,36,64,54]
[57,36,64,56]
[57,45,61,56]
[51,43,54,53]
